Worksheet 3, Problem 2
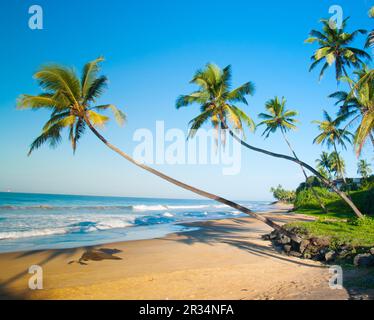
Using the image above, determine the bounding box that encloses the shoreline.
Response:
[0,208,351,300]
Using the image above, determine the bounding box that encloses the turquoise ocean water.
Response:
[0,192,274,253]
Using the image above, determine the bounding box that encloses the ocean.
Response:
[0,192,275,253]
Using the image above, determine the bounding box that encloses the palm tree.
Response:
[331,66,374,155]
[305,18,369,82]
[177,63,364,218]
[329,151,346,180]
[17,58,301,242]
[316,151,333,180]
[357,159,372,179]
[365,7,374,48]
[176,63,256,142]
[258,96,327,212]
[313,111,353,185]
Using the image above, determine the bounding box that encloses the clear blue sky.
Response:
[0,0,372,200]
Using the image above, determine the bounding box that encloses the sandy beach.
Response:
[0,208,350,300]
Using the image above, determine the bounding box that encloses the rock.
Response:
[283,244,292,253]
[269,231,278,240]
[353,254,374,267]
[370,248,374,255]
[261,234,270,241]
[338,250,350,259]
[289,251,303,258]
[299,240,310,253]
[325,251,336,262]
[303,252,312,259]
[280,235,291,244]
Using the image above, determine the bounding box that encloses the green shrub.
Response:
[294,187,374,216]
[294,187,338,209]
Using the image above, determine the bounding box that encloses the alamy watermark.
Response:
[28,5,43,30]
[28,265,43,290]
[132,121,242,175]
[329,5,343,29]
[329,265,343,290]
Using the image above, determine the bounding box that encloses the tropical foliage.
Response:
[17,57,126,154]
[176,63,255,144]
[357,159,372,179]
[305,18,369,81]
[270,185,296,203]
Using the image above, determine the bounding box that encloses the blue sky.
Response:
[0,0,372,200]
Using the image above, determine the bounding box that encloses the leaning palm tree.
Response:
[332,66,374,155]
[258,96,327,212]
[17,58,300,242]
[177,63,364,218]
[365,7,374,48]
[313,111,353,185]
[305,18,369,82]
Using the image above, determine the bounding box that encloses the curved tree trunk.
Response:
[83,116,302,243]
[280,129,328,213]
[226,128,364,218]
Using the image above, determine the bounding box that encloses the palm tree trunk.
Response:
[280,129,328,213]
[82,116,302,243]
[226,128,364,218]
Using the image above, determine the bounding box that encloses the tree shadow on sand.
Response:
[0,246,122,299]
[168,217,326,269]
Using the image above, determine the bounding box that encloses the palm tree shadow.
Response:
[170,218,326,269]
[0,246,122,299]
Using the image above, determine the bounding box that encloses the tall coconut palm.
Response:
[316,151,333,180]
[313,111,353,185]
[17,58,301,242]
[365,7,374,48]
[177,63,364,218]
[305,18,369,82]
[357,159,372,179]
[258,96,327,212]
[331,66,374,155]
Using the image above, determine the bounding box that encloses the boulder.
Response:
[299,240,310,254]
[279,234,291,244]
[325,251,336,262]
[370,248,374,255]
[353,254,374,267]
[283,244,292,253]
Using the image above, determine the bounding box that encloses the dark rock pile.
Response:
[262,229,374,267]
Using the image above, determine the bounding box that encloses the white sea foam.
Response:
[0,228,67,240]
[162,212,174,217]
[133,205,168,211]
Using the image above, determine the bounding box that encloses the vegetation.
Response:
[177,64,364,218]
[358,159,372,179]
[294,187,373,218]
[270,185,295,203]
[313,111,352,185]
[258,96,327,211]
[285,216,374,249]
[305,18,369,82]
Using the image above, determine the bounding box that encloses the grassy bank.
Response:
[285,217,374,249]
[294,187,373,220]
